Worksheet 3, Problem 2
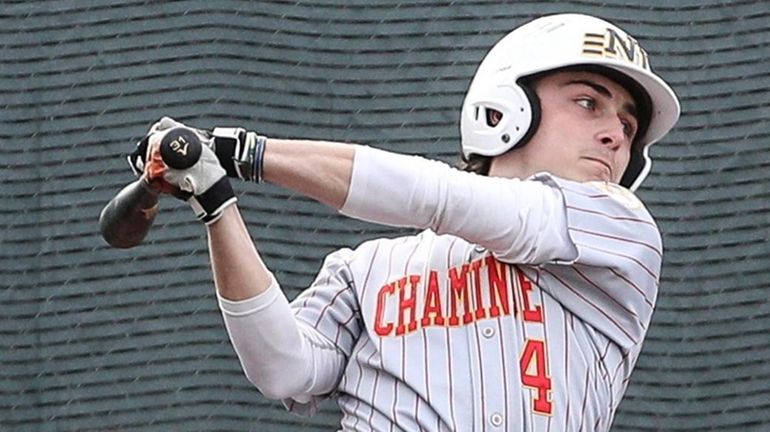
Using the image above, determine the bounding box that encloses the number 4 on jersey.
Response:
[520,339,553,415]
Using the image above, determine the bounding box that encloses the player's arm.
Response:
[261,139,575,264]
[261,138,355,210]
[210,207,352,406]
[209,208,348,402]
[134,119,572,264]
[207,206,272,299]
[139,127,347,402]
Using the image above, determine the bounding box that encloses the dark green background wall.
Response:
[2,1,768,430]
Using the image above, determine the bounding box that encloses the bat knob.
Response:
[159,128,202,169]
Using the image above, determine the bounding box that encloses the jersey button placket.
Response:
[478,324,501,428]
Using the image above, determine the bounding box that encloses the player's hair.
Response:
[456,153,492,175]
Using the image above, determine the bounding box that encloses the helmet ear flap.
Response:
[620,143,653,190]
[514,78,542,150]
[620,152,642,189]
[460,80,537,157]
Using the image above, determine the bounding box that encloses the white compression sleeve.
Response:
[340,146,577,264]
[218,278,344,400]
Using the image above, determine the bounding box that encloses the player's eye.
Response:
[576,97,596,110]
[621,118,638,139]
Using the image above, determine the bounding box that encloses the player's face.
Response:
[493,71,640,184]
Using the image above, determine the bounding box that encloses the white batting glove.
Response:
[146,127,237,225]
[129,117,267,184]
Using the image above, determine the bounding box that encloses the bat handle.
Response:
[98,179,160,249]
[158,127,203,169]
[98,127,205,249]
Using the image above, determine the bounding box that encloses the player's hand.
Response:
[145,127,237,225]
[128,116,266,183]
[128,117,213,177]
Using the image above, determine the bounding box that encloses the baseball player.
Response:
[131,13,680,431]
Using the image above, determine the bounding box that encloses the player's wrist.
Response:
[176,157,237,225]
[211,127,267,184]
[186,175,238,225]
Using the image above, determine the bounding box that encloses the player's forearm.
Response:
[262,138,356,210]
[207,205,273,300]
[208,207,343,400]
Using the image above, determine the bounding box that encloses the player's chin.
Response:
[579,159,614,183]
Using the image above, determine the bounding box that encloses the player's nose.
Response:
[595,117,627,151]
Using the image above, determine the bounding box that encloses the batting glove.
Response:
[146,127,237,225]
[129,117,267,183]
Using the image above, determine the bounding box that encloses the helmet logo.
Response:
[581,29,650,71]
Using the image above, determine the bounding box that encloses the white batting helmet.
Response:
[460,13,680,190]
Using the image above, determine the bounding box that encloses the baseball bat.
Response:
[99,128,203,249]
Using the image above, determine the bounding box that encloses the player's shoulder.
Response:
[318,232,436,289]
[582,180,647,211]
[535,175,663,271]
[353,230,435,255]
[533,173,652,216]
[326,230,432,266]
[533,174,661,252]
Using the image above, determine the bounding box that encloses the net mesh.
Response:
[2,1,769,430]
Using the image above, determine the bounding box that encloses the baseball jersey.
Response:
[219,146,662,431]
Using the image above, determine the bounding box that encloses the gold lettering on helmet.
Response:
[581,29,650,70]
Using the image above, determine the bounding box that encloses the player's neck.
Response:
[487,151,532,180]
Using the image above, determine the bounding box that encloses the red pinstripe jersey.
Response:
[277,149,661,431]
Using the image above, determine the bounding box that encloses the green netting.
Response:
[2,1,768,430]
